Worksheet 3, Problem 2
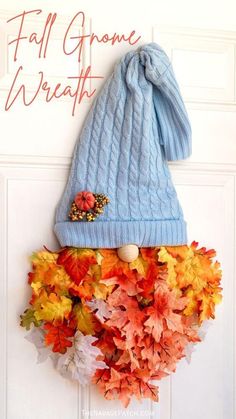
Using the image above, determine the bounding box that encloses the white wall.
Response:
[0,1,236,418]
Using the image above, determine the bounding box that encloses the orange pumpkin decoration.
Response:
[75,191,95,211]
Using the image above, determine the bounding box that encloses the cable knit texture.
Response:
[54,43,192,248]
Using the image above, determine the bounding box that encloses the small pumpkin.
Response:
[75,191,95,211]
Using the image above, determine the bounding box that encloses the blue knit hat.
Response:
[54,43,192,248]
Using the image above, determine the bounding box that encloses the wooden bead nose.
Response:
[117,244,139,262]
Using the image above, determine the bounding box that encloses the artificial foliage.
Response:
[20,242,222,407]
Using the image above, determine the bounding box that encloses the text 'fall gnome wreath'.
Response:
[20,43,222,407]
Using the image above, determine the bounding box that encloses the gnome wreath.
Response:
[20,43,222,407]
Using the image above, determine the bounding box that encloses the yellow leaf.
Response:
[73,303,95,335]
[158,247,177,288]
[89,265,114,299]
[95,250,103,266]
[129,256,148,276]
[42,265,72,295]
[31,281,44,295]
[34,293,72,323]
[31,251,58,266]
[183,289,197,317]
[176,255,207,292]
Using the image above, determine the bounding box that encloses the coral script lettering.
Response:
[5,9,141,116]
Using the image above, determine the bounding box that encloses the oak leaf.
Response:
[20,308,41,330]
[44,322,74,353]
[34,293,72,323]
[56,331,107,385]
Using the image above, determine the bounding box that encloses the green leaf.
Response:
[20,308,41,330]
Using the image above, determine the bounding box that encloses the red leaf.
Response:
[57,247,97,285]
[44,322,75,354]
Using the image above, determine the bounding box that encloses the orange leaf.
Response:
[57,247,97,285]
[140,381,159,402]
[44,322,75,354]
[165,245,189,261]
[100,249,130,279]
[140,248,158,264]
[101,272,142,296]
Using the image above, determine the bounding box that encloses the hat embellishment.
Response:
[69,191,109,222]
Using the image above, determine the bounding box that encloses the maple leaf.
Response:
[156,329,190,373]
[86,299,112,323]
[114,337,141,371]
[95,327,121,357]
[93,366,159,407]
[100,249,131,279]
[137,262,161,301]
[71,303,97,335]
[34,293,72,323]
[57,247,97,285]
[56,331,108,385]
[144,286,187,342]
[69,275,94,300]
[101,272,142,297]
[106,289,146,342]
[20,308,41,330]
[104,368,131,407]
[140,381,159,403]
[44,322,75,354]
[143,307,163,343]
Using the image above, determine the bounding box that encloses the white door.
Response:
[0,2,235,419]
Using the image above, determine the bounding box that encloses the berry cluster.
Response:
[69,192,109,222]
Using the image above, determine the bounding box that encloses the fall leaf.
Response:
[95,327,121,357]
[137,262,161,301]
[199,290,222,323]
[31,250,58,266]
[106,289,146,342]
[44,322,75,353]
[25,327,52,363]
[28,250,72,296]
[144,286,187,342]
[101,272,142,297]
[34,293,72,323]
[89,264,114,299]
[57,247,97,285]
[140,248,158,264]
[129,256,148,276]
[20,308,41,330]
[86,299,112,323]
[165,245,189,261]
[21,242,222,407]
[144,307,163,342]
[71,303,97,335]
[100,249,131,279]
[140,381,159,403]
[41,265,72,295]
[56,331,108,384]
[157,247,178,288]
